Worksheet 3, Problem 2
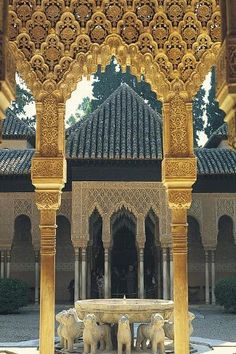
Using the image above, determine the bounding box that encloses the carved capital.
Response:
[163,157,197,187]
[36,191,62,211]
[32,157,65,179]
[168,189,192,210]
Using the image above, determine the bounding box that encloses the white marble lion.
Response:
[164,311,195,341]
[136,313,165,354]
[56,308,84,352]
[83,313,112,354]
[117,315,131,354]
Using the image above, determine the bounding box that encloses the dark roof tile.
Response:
[2,112,35,140]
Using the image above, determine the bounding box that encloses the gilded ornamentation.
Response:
[164,158,196,178]
[8,0,221,101]
[36,191,61,210]
[168,190,192,209]
[32,158,64,179]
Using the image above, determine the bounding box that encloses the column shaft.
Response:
[0,251,4,278]
[6,250,11,278]
[39,210,56,354]
[162,247,168,300]
[157,248,161,299]
[139,248,144,299]
[74,248,80,302]
[104,248,109,299]
[81,248,87,300]
[172,209,189,354]
[169,248,173,300]
[35,250,40,304]
[211,250,216,305]
[205,251,210,305]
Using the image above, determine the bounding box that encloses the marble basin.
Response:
[75,298,174,324]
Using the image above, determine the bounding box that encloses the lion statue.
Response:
[117,315,131,354]
[56,308,84,352]
[136,313,165,354]
[83,313,112,354]
[164,311,195,341]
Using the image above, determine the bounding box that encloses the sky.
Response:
[22,69,211,146]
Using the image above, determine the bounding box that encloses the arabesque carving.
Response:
[8,0,221,101]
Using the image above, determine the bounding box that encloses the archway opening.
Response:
[11,215,35,302]
[216,215,236,282]
[144,210,160,298]
[56,215,74,304]
[89,209,103,299]
[188,216,205,304]
[111,207,137,298]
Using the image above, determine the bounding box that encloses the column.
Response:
[162,247,168,300]
[38,207,57,354]
[34,250,40,304]
[108,250,111,297]
[0,251,5,278]
[6,250,11,278]
[205,250,210,305]
[74,247,80,301]
[104,248,109,299]
[169,248,173,300]
[172,208,189,354]
[139,248,144,299]
[81,247,87,299]
[211,250,216,305]
[157,248,161,299]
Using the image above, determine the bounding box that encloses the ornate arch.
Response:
[8,0,221,101]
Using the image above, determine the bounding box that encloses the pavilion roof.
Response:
[66,84,163,160]
[0,147,235,177]
[204,123,228,148]
[2,111,35,141]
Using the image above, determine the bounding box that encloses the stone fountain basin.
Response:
[75,299,174,324]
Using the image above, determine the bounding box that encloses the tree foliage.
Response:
[0,278,29,314]
[205,67,225,138]
[7,76,36,128]
[193,85,206,147]
[66,96,92,127]
[91,58,162,114]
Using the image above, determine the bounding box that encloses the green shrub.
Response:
[215,277,236,312]
[0,278,30,314]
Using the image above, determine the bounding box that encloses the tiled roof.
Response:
[66,84,163,159]
[0,148,235,177]
[0,149,34,175]
[2,112,35,140]
[195,148,236,175]
[204,123,228,148]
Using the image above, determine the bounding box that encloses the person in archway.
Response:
[126,265,136,298]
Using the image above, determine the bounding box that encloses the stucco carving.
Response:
[8,0,221,101]
[14,199,32,217]
[217,199,235,219]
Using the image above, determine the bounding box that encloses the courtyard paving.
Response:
[0,305,235,353]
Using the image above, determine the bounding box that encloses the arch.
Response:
[144,209,160,298]
[55,215,74,303]
[11,214,35,302]
[187,215,205,304]
[109,202,138,221]
[111,207,137,297]
[8,3,221,101]
[216,215,236,283]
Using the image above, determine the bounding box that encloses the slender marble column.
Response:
[104,248,109,299]
[211,250,216,305]
[157,248,161,298]
[205,250,210,304]
[0,251,4,278]
[108,251,111,297]
[74,247,80,301]
[81,248,87,300]
[162,247,168,300]
[139,248,144,299]
[169,248,173,300]
[34,250,40,304]
[6,250,11,278]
